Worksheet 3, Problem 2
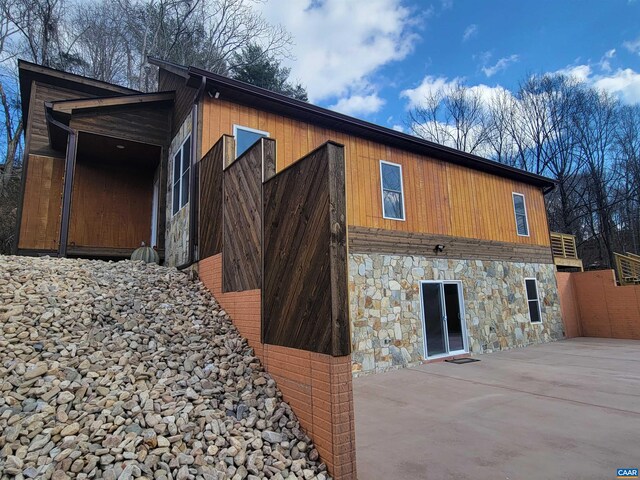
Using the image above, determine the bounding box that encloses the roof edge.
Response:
[185,65,555,190]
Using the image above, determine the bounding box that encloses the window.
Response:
[525,278,542,324]
[233,125,269,158]
[512,193,529,236]
[380,160,405,220]
[172,135,191,215]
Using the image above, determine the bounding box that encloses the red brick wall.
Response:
[556,270,640,340]
[556,272,582,338]
[198,254,357,479]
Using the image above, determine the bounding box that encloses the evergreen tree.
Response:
[231,43,308,101]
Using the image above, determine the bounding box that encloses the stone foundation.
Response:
[349,253,563,374]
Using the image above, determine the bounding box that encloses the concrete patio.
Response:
[354,338,640,480]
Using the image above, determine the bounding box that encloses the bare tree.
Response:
[99,0,293,91]
[614,105,640,253]
[408,80,489,155]
[1,0,67,67]
[572,88,620,268]
[70,1,131,84]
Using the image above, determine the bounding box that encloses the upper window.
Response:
[172,135,191,215]
[525,278,542,324]
[234,125,269,158]
[380,161,405,221]
[512,193,529,236]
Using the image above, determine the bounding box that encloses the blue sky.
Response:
[260,0,640,130]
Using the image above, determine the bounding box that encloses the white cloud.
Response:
[556,64,592,82]
[462,24,478,42]
[441,0,453,9]
[556,57,640,104]
[593,68,640,104]
[623,36,640,55]
[599,48,616,72]
[400,75,511,109]
[391,124,405,132]
[329,93,385,116]
[400,75,461,108]
[255,0,420,103]
[481,54,519,77]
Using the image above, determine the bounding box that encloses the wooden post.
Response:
[58,131,78,257]
[326,142,350,356]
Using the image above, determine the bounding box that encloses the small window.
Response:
[512,193,529,236]
[525,278,542,324]
[172,135,191,215]
[380,160,405,220]
[234,125,269,158]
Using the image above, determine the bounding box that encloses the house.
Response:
[16,58,566,478]
[16,58,564,372]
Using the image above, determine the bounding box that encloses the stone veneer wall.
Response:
[349,253,564,374]
[165,115,192,267]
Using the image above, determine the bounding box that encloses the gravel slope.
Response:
[0,256,329,480]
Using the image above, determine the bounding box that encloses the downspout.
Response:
[45,103,77,258]
[177,74,206,270]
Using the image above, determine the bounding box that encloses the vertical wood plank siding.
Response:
[198,136,227,258]
[18,155,64,250]
[67,162,153,249]
[201,98,550,247]
[262,143,350,356]
[28,82,94,158]
[222,139,269,292]
[158,69,196,137]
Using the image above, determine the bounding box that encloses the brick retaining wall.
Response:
[557,269,640,340]
[198,254,357,479]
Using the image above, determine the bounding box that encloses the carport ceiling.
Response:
[76,132,161,168]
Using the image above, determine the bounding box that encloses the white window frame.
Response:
[172,135,191,217]
[524,277,543,324]
[512,192,530,237]
[233,124,270,158]
[380,160,406,221]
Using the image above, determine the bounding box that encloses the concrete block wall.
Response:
[557,269,640,339]
[198,254,357,479]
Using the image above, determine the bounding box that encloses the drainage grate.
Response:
[444,358,480,365]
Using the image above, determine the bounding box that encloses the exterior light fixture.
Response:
[434,244,445,253]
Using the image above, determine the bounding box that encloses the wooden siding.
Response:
[262,143,349,356]
[18,155,64,251]
[69,105,171,147]
[159,69,195,136]
[349,226,554,264]
[68,161,153,249]
[201,98,550,247]
[29,82,92,157]
[198,137,227,259]
[222,139,267,292]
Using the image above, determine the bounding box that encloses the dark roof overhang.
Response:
[18,59,138,131]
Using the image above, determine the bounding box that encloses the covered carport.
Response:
[354,338,640,479]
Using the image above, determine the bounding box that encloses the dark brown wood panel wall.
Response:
[29,82,92,157]
[69,105,172,147]
[158,69,195,135]
[222,139,267,292]
[262,142,349,356]
[348,226,554,264]
[198,136,228,259]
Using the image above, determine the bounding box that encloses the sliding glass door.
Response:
[420,281,467,358]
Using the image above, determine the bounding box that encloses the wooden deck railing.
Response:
[550,232,583,270]
[614,253,640,286]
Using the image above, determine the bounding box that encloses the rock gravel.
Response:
[0,256,329,480]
